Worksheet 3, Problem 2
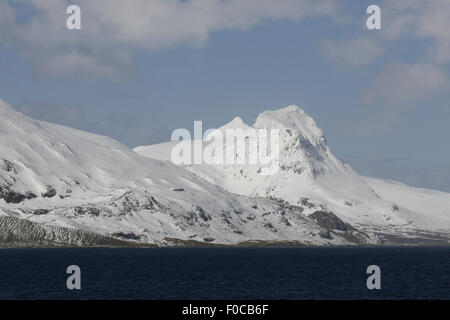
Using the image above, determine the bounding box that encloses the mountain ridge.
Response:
[0,99,377,247]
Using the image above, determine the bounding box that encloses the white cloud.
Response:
[381,0,450,63]
[362,62,450,107]
[415,0,450,63]
[321,0,450,67]
[1,0,338,79]
[321,37,384,67]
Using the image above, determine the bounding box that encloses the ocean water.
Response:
[0,247,448,299]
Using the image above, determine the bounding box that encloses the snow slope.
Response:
[363,177,450,231]
[0,99,372,246]
[135,105,450,237]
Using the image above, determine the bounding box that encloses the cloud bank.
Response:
[0,0,338,78]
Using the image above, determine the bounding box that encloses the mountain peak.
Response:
[254,105,311,127]
[229,116,245,125]
[253,105,325,144]
[217,116,251,131]
[276,104,304,113]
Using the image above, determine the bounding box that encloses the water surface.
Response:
[0,247,448,299]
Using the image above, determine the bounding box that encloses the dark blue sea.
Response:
[0,247,448,299]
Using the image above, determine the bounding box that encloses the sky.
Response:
[0,0,449,192]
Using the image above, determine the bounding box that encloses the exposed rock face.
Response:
[310,210,354,232]
[111,232,142,241]
[194,206,212,222]
[0,185,36,204]
[309,210,372,244]
[41,185,57,198]
[0,158,16,173]
[32,209,49,215]
[0,216,131,248]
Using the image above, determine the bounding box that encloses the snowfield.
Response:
[1,98,449,247]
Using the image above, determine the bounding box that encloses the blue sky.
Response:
[0,0,450,191]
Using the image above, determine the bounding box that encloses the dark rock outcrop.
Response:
[195,206,211,222]
[111,232,142,241]
[32,209,49,215]
[41,185,57,198]
[0,216,130,248]
[310,210,354,232]
[0,185,37,203]
[310,210,371,244]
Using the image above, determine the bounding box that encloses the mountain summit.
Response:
[254,105,326,144]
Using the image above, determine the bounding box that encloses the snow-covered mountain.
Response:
[135,105,450,243]
[0,99,374,247]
